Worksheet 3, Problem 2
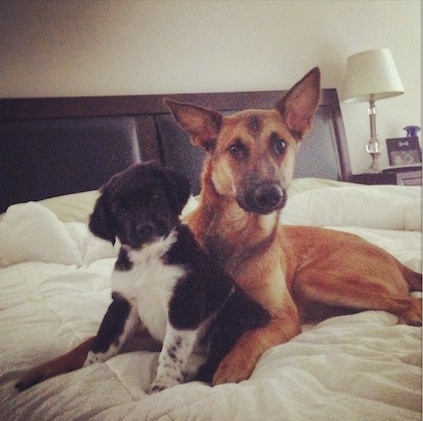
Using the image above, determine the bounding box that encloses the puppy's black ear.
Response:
[161,167,192,215]
[89,191,116,245]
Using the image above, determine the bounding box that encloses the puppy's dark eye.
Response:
[228,139,248,159]
[271,135,287,156]
[148,194,159,206]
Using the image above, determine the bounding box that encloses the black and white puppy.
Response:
[85,162,270,393]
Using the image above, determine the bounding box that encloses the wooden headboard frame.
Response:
[0,89,350,213]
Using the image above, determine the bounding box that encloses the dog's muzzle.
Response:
[128,223,162,248]
[237,182,286,214]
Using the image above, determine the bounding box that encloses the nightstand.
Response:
[349,166,422,186]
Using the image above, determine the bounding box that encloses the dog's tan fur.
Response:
[16,68,421,391]
[164,67,421,384]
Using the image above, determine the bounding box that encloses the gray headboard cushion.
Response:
[0,89,350,213]
[1,117,141,211]
[156,114,206,195]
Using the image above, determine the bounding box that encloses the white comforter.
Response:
[0,180,421,420]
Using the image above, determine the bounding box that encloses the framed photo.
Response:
[386,137,421,166]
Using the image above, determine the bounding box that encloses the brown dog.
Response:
[16,67,421,391]
[164,67,422,384]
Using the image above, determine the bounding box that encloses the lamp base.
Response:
[365,128,383,173]
[365,152,383,173]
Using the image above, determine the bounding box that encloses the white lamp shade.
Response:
[342,48,404,103]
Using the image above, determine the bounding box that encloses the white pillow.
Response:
[281,185,421,231]
[405,203,422,231]
[38,190,100,223]
[0,202,82,266]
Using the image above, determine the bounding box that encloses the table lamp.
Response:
[342,48,405,173]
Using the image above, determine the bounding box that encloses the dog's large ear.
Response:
[164,99,223,151]
[161,167,192,215]
[276,67,320,141]
[89,190,116,245]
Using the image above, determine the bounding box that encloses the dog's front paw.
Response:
[212,351,256,386]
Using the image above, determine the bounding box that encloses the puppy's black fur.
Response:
[86,161,270,391]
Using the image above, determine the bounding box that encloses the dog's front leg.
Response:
[147,322,201,393]
[84,292,140,366]
[212,304,300,385]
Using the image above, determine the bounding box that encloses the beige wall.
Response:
[0,0,421,173]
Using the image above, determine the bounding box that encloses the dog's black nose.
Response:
[254,183,285,212]
[240,183,285,214]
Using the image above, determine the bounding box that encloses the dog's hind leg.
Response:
[15,336,95,391]
[15,318,157,391]
[295,271,422,326]
[15,293,141,391]
[402,265,422,292]
[398,297,422,326]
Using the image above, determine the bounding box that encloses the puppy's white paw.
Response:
[146,383,166,394]
[147,377,180,394]
[83,351,106,367]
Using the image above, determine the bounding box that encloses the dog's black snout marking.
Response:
[253,183,285,213]
[237,182,286,214]
[135,223,155,244]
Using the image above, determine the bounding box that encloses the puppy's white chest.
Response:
[112,234,186,342]
[136,259,185,342]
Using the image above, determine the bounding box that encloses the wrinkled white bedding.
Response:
[0,179,421,420]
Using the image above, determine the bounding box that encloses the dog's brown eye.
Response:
[228,139,248,159]
[271,135,287,156]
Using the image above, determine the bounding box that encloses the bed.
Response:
[0,90,421,420]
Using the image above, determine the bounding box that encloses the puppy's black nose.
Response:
[241,182,285,214]
[134,223,155,245]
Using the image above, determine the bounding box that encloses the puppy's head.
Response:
[89,162,191,248]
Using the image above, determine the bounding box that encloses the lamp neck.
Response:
[366,96,383,173]
[368,97,377,141]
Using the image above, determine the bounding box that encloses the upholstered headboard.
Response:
[0,89,350,213]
